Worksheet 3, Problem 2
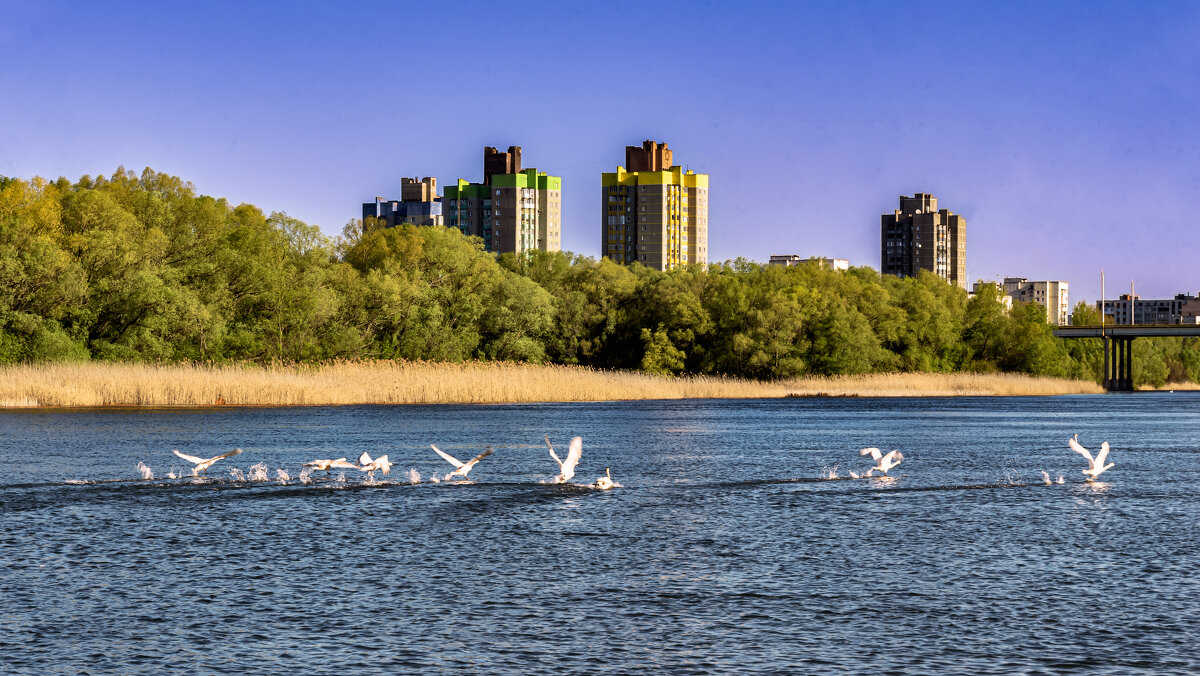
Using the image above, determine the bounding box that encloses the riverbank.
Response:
[0,361,1103,408]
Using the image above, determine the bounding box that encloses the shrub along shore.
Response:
[0,361,1102,408]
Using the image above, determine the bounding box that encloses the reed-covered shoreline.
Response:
[0,361,1104,408]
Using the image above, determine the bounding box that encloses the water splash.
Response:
[229,467,246,481]
[247,463,269,482]
[136,462,154,481]
[276,469,291,484]
[849,470,861,479]
[362,470,379,486]
[820,465,839,480]
[1057,475,1065,484]
[430,474,441,484]
[335,472,346,483]
[298,467,313,485]
[1042,471,1052,486]
[406,468,421,484]
[167,469,178,479]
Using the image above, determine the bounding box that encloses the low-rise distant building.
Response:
[969,281,1014,311]
[1098,292,1200,325]
[363,177,443,228]
[769,255,849,271]
[1002,278,1069,325]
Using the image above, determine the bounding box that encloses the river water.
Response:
[1,394,1197,674]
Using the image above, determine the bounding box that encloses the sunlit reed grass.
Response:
[0,361,1102,408]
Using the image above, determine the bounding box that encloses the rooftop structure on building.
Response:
[1002,277,1070,326]
[444,146,561,254]
[602,140,709,271]
[769,255,849,271]
[881,193,967,289]
[362,176,443,228]
[1098,292,1200,325]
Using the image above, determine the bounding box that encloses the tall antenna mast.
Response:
[1100,269,1105,334]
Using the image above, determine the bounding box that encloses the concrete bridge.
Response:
[1052,324,1200,391]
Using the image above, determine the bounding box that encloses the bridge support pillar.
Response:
[1103,336,1134,392]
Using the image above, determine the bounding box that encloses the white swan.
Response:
[1068,435,1113,480]
[302,457,359,473]
[860,447,903,475]
[173,448,243,475]
[547,436,582,484]
[594,468,615,490]
[357,452,392,475]
[431,445,494,480]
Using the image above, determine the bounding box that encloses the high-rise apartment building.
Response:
[601,140,708,270]
[444,146,562,254]
[1002,277,1070,325]
[880,193,967,289]
[362,176,443,227]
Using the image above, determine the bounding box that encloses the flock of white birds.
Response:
[161,435,1113,488]
[166,436,618,490]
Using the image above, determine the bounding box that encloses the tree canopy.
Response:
[1,167,1193,388]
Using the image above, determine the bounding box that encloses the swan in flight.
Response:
[431,444,494,480]
[172,448,243,475]
[546,436,582,483]
[860,447,903,475]
[357,452,392,475]
[1068,435,1113,480]
[302,457,360,473]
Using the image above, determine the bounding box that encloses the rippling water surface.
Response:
[2,394,1199,674]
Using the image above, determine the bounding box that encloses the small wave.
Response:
[136,462,154,481]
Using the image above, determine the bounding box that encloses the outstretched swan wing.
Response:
[467,448,495,466]
[1068,436,1095,468]
[1093,442,1110,467]
[859,447,883,461]
[215,448,243,461]
[431,444,465,469]
[882,450,903,466]
[563,437,583,474]
[173,450,206,465]
[358,452,373,466]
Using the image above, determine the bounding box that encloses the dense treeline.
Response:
[2,168,1198,386]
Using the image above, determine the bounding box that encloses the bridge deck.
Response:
[1053,324,1200,338]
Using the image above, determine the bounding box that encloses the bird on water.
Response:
[593,467,615,490]
[357,452,392,475]
[1068,434,1114,480]
[302,457,359,474]
[860,447,904,475]
[431,445,494,480]
[172,448,243,476]
[547,436,583,484]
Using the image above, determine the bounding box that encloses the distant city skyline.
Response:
[2,1,1198,302]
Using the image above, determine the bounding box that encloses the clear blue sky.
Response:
[2,1,1198,303]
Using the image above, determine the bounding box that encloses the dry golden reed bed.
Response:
[0,361,1101,408]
